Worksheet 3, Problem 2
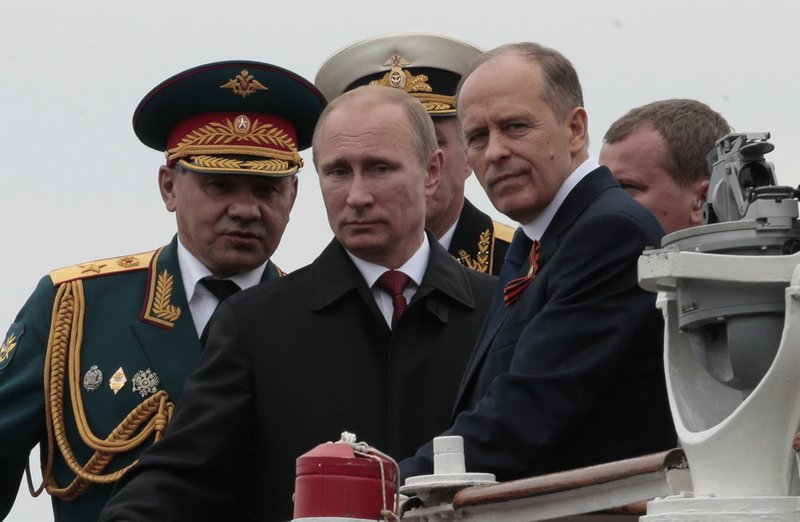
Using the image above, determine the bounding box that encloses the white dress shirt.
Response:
[437,217,459,251]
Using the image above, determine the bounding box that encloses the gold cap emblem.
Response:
[235,115,251,135]
[220,69,268,98]
[370,55,432,94]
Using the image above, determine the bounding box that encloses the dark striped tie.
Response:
[503,240,540,306]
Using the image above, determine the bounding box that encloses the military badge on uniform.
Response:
[132,369,159,397]
[83,365,103,392]
[109,367,127,394]
[0,323,24,371]
[116,256,140,268]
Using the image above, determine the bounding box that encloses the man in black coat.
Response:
[400,42,676,481]
[100,85,496,521]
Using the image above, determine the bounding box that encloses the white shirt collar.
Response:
[521,157,599,241]
[347,233,430,288]
[176,238,267,299]
[437,218,459,251]
[347,234,430,329]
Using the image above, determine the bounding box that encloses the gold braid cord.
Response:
[31,280,174,500]
[413,93,457,115]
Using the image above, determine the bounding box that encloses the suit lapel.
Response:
[453,230,529,408]
[539,166,619,259]
[453,167,618,410]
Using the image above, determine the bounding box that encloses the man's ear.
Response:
[158,165,178,212]
[287,175,299,212]
[425,149,444,198]
[689,178,710,225]
[564,106,589,155]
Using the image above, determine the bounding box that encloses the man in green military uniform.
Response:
[315,33,514,275]
[0,60,325,521]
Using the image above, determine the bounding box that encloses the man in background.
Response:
[600,98,731,234]
[316,33,514,275]
[0,60,324,521]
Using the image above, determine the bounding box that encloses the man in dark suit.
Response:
[0,61,325,521]
[99,85,497,522]
[315,33,515,275]
[400,42,676,482]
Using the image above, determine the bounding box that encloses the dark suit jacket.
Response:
[400,167,675,481]
[449,199,514,276]
[100,233,497,522]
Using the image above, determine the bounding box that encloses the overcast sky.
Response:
[2,1,799,519]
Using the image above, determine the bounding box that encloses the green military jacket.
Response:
[449,199,515,276]
[0,236,281,521]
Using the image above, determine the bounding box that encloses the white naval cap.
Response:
[314,32,482,116]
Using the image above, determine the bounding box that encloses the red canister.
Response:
[293,441,396,520]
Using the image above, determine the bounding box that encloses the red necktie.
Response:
[376,270,410,328]
[503,240,540,306]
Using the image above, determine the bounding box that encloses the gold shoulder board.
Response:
[49,251,157,285]
[492,220,516,243]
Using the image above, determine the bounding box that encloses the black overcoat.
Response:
[100,233,496,521]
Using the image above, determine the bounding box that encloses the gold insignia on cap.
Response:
[368,54,457,115]
[109,367,127,395]
[235,114,251,135]
[188,156,298,173]
[370,55,432,94]
[167,118,302,176]
[170,119,297,158]
[0,334,18,365]
[220,69,268,98]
